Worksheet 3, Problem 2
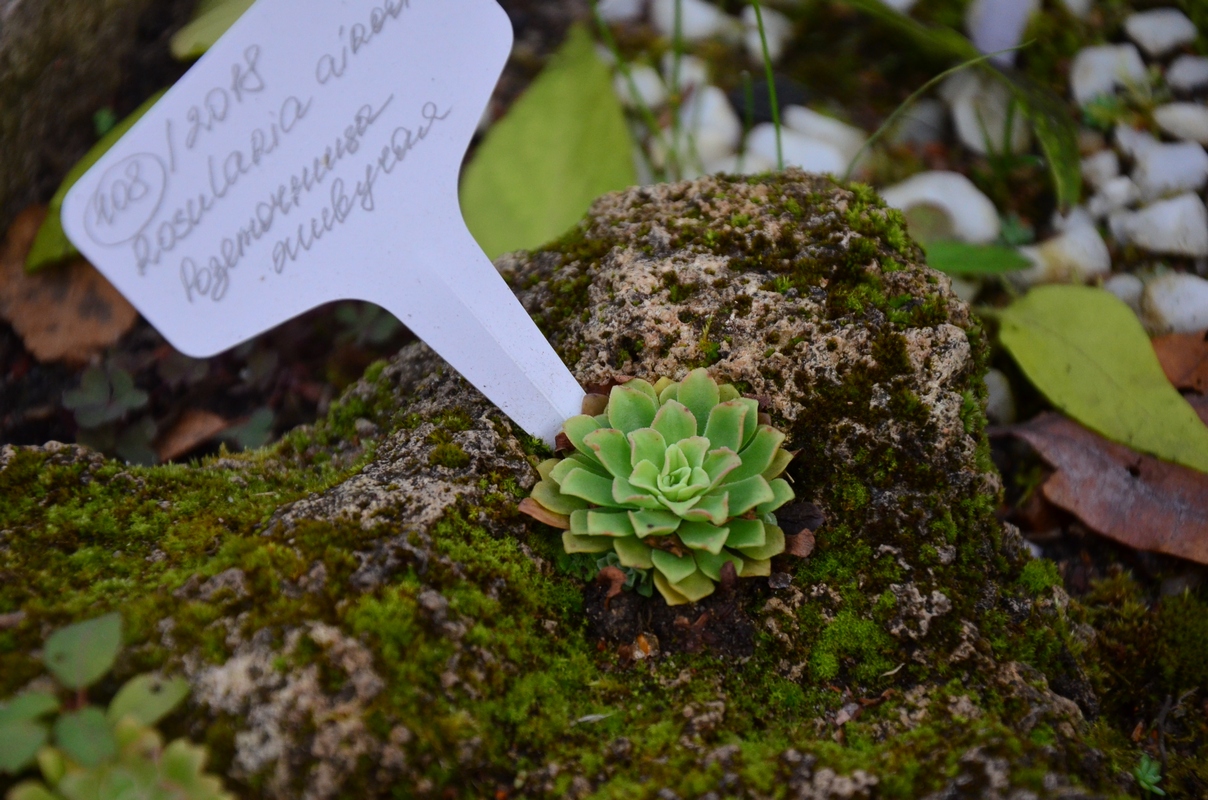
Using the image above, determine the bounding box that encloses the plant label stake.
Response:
[60,0,585,445]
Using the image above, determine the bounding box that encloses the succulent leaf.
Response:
[651,549,697,584]
[704,401,747,452]
[525,370,797,604]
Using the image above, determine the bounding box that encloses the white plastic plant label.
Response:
[61,0,584,444]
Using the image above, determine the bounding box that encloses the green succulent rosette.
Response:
[526,369,795,606]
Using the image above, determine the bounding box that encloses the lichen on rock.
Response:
[0,170,1163,798]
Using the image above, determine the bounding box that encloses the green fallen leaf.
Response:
[171,0,256,61]
[107,675,190,727]
[0,720,48,774]
[460,24,637,259]
[54,708,116,767]
[0,693,59,726]
[1000,286,1208,473]
[925,241,1030,275]
[26,90,167,273]
[43,613,123,691]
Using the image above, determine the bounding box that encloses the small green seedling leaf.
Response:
[0,693,59,725]
[1134,754,1166,796]
[924,241,1030,276]
[0,720,48,774]
[170,0,256,60]
[1000,286,1208,473]
[53,708,117,767]
[461,23,637,258]
[6,781,60,800]
[43,613,123,690]
[107,675,190,727]
[26,91,167,273]
[1003,72,1083,210]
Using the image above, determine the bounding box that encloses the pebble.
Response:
[1087,176,1140,218]
[879,171,1001,244]
[746,124,846,175]
[676,85,743,164]
[879,0,919,11]
[741,5,793,64]
[1167,55,1208,93]
[597,0,645,23]
[1109,192,1208,257]
[615,64,668,109]
[650,0,736,42]
[1016,224,1112,285]
[1058,0,1094,19]
[1069,44,1147,105]
[662,52,710,92]
[701,150,776,176]
[782,105,867,167]
[984,369,1016,425]
[941,72,1030,155]
[1131,140,1208,201]
[965,0,1039,68]
[1114,124,1159,160]
[1104,272,1145,314]
[1123,8,1198,59]
[1051,205,1096,233]
[1081,149,1120,190]
[1140,272,1208,334]
[1153,102,1208,144]
[889,98,949,146]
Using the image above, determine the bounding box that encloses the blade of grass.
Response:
[669,0,685,179]
[748,0,783,170]
[592,1,671,182]
[841,46,1023,181]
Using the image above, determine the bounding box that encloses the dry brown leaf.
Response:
[784,530,817,558]
[155,410,230,463]
[518,497,571,529]
[596,565,627,608]
[1011,413,1208,564]
[1153,330,1208,395]
[1,206,137,364]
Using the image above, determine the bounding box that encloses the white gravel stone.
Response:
[1104,273,1145,314]
[597,0,645,23]
[1114,124,1159,160]
[662,52,710,92]
[702,150,776,176]
[1124,8,1198,59]
[782,105,867,166]
[1058,0,1094,19]
[1016,224,1112,285]
[1154,102,1208,144]
[651,0,736,42]
[746,124,846,175]
[741,5,792,64]
[984,369,1016,425]
[889,98,949,146]
[1140,272,1208,334]
[879,171,1001,244]
[1081,149,1120,189]
[1088,176,1140,218]
[1051,205,1096,233]
[1109,192,1208,257]
[675,84,743,164]
[615,65,667,109]
[1069,44,1147,105]
[965,0,1039,68]
[878,0,919,11]
[1131,140,1208,201]
[941,72,1030,155]
[1167,55,1208,93]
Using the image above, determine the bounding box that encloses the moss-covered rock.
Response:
[0,171,1178,798]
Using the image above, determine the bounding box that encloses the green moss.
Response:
[1018,560,1061,595]
[810,611,895,683]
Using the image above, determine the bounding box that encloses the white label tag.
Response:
[61,0,584,444]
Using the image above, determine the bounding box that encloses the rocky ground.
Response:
[4,0,1208,797]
